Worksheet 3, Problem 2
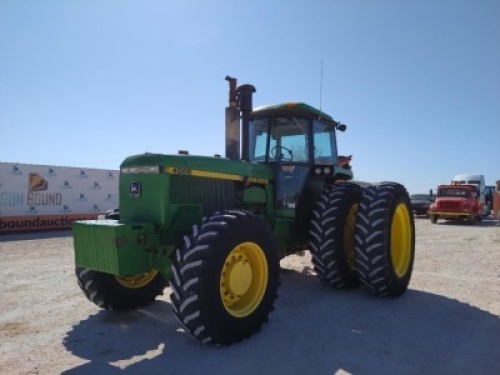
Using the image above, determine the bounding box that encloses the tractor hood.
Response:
[120,153,274,184]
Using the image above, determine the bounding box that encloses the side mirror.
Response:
[336,123,347,132]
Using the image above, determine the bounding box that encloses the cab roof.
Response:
[252,102,340,127]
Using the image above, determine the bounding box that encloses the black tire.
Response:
[354,183,415,297]
[76,267,168,310]
[309,183,362,288]
[169,210,280,345]
[430,214,438,224]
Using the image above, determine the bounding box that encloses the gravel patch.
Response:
[1,218,499,374]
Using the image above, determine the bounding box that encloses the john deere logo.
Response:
[129,182,141,198]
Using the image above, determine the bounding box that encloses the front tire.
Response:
[309,183,362,288]
[76,267,168,310]
[169,210,280,345]
[354,183,415,297]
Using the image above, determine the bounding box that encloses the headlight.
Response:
[323,166,332,175]
[314,167,322,175]
[121,166,160,174]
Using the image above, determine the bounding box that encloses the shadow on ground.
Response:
[62,269,499,375]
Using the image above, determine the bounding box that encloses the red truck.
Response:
[429,184,482,224]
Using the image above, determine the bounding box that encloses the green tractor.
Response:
[73,76,415,345]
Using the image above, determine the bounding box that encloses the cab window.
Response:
[249,116,310,163]
[313,120,337,164]
[249,118,269,161]
[269,117,309,162]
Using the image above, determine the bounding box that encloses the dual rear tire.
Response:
[309,182,415,297]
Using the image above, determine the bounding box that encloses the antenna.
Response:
[319,60,323,118]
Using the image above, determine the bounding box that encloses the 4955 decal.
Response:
[166,167,192,176]
[246,176,269,185]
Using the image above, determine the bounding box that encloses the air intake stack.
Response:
[224,76,256,161]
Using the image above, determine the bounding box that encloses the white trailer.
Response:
[0,162,118,233]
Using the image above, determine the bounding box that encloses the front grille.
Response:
[438,201,461,210]
[170,175,236,215]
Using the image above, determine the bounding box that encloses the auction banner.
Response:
[0,162,119,233]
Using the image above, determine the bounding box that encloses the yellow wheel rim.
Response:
[391,203,412,277]
[115,269,159,289]
[343,203,358,270]
[220,242,268,318]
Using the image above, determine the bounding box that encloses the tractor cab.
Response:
[224,76,353,249]
[248,103,352,213]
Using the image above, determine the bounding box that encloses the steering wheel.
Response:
[270,145,293,161]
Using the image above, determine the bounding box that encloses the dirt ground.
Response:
[1,217,499,375]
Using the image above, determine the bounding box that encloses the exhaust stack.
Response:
[224,76,256,161]
[237,84,256,161]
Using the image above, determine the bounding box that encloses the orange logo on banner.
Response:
[29,173,48,191]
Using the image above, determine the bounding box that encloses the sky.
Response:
[1,0,499,194]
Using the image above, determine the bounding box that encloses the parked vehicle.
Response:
[410,193,435,216]
[429,184,482,224]
[71,76,416,345]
